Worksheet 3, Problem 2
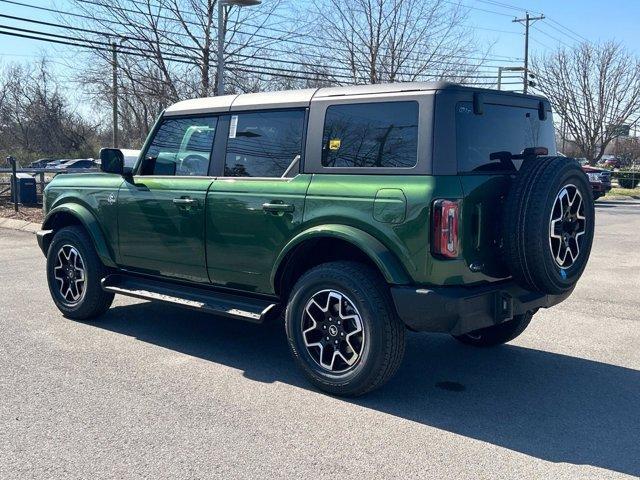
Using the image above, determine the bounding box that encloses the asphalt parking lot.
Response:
[1,200,639,480]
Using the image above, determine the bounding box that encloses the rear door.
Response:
[205,109,310,294]
[117,115,218,283]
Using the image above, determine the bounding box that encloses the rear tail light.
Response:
[432,199,460,258]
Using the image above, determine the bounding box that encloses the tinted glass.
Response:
[143,116,217,176]
[321,101,418,168]
[225,110,305,177]
[456,102,556,173]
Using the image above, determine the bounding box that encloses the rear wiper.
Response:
[490,147,549,170]
[490,147,549,162]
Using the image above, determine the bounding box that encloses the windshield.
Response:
[456,102,556,173]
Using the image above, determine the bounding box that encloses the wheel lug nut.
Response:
[323,325,326,329]
[341,332,345,337]
[326,337,330,340]
[334,340,338,344]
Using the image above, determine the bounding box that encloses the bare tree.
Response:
[64,0,292,146]
[0,60,98,164]
[534,41,640,165]
[303,0,486,85]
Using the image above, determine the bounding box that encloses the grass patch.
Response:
[609,187,640,198]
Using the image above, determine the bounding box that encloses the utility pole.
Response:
[513,12,545,94]
[111,40,118,148]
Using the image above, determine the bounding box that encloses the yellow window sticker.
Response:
[329,139,341,150]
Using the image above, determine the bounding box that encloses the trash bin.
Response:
[10,173,38,205]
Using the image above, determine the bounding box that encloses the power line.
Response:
[0,25,522,87]
[0,15,522,82]
[0,9,523,80]
[531,25,573,48]
[1,0,524,70]
[0,23,199,62]
[75,0,526,56]
[0,0,532,85]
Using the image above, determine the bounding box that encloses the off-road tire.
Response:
[453,311,534,347]
[46,226,114,320]
[285,261,405,397]
[503,157,595,294]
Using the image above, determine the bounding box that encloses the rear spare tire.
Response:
[503,157,594,295]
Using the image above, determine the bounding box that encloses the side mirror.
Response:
[100,148,124,175]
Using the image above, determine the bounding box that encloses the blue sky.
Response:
[0,0,638,92]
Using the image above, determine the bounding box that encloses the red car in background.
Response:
[582,165,612,200]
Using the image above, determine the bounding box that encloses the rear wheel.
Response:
[453,311,534,347]
[46,226,114,320]
[285,261,405,396]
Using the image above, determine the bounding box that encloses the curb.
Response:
[0,217,40,233]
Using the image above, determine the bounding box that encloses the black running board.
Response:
[101,274,277,323]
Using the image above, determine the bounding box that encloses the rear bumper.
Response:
[391,281,573,336]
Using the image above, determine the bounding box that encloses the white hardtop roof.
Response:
[163,81,457,116]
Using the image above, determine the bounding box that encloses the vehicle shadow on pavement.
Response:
[98,301,639,477]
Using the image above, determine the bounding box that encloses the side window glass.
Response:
[142,116,217,176]
[224,110,305,177]
[322,101,419,168]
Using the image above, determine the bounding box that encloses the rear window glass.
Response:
[321,101,418,168]
[456,102,556,173]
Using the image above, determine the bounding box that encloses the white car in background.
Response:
[120,149,141,169]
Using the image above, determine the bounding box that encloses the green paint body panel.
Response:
[303,174,492,286]
[42,173,123,267]
[41,170,510,297]
[272,223,412,287]
[117,176,214,284]
[206,175,311,294]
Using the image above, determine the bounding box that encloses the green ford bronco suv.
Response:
[38,82,595,396]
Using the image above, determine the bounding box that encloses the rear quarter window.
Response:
[456,102,556,173]
[321,101,418,168]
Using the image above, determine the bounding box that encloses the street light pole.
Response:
[110,37,129,148]
[111,40,118,148]
[216,0,225,96]
[216,0,262,96]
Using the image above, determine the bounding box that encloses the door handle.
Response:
[173,197,196,205]
[173,197,197,209]
[262,202,295,214]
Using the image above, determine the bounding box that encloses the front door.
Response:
[117,115,218,283]
[206,109,309,294]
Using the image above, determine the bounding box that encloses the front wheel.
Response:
[46,226,114,320]
[285,261,405,396]
[452,311,534,347]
